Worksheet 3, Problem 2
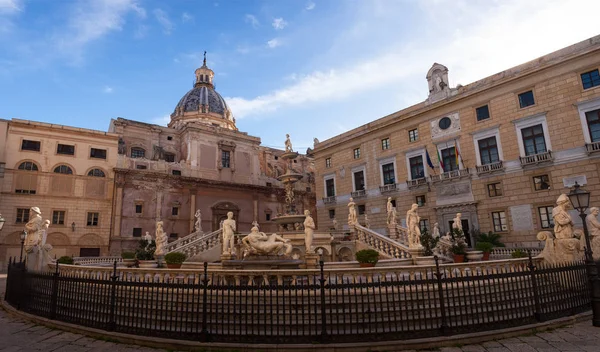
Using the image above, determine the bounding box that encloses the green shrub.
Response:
[476,231,505,247]
[475,241,494,253]
[135,239,156,260]
[121,251,135,259]
[57,256,74,265]
[511,249,527,258]
[420,227,439,256]
[164,252,187,264]
[451,228,467,255]
[355,249,379,264]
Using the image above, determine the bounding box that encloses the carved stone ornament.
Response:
[430,112,461,139]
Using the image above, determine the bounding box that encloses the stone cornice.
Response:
[10,119,119,140]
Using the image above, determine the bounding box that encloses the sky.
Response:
[1,0,599,152]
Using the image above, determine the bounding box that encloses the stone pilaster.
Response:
[190,193,196,234]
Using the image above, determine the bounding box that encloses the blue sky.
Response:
[1,0,599,152]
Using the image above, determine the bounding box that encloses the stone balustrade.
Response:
[476,160,504,175]
[430,168,471,183]
[586,141,600,154]
[165,228,223,258]
[164,228,221,254]
[72,256,123,265]
[355,224,412,259]
[490,247,543,259]
[394,225,409,244]
[519,151,553,166]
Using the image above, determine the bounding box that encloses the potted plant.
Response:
[164,252,187,269]
[415,228,438,265]
[475,242,494,261]
[451,228,468,263]
[355,249,379,267]
[57,256,74,265]
[135,239,157,268]
[121,251,136,267]
[511,249,527,269]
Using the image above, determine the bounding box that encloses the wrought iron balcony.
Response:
[406,178,428,189]
[476,161,504,175]
[430,168,470,183]
[351,189,367,198]
[379,183,398,193]
[519,151,553,167]
[586,141,600,154]
[322,196,336,204]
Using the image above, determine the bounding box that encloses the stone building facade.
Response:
[0,119,119,267]
[313,35,600,247]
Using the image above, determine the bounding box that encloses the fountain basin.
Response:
[277,173,303,183]
[271,214,306,225]
[279,151,299,160]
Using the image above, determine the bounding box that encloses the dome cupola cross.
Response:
[194,51,214,87]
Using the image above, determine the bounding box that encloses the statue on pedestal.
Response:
[241,227,292,257]
[364,214,370,229]
[304,210,315,253]
[432,222,440,238]
[154,221,168,257]
[586,207,600,260]
[24,207,54,271]
[406,204,423,248]
[194,209,202,232]
[386,197,395,225]
[538,194,584,263]
[452,213,463,231]
[347,197,357,225]
[285,134,293,153]
[332,218,338,230]
[222,212,236,255]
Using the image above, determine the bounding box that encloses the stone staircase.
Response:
[164,228,223,260]
[354,224,412,259]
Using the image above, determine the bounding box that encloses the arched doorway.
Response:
[211,202,240,231]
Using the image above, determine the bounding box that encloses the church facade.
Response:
[313,35,600,247]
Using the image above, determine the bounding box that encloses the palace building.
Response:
[313,35,600,247]
[0,56,316,266]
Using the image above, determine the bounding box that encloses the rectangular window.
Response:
[353,148,361,159]
[353,171,365,191]
[221,150,231,168]
[90,148,107,159]
[416,195,426,207]
[409,128,419,142]
[266,213,271,221]
[133,228,142,237]
[16,208,30,223]
[521,124,546,156]
[441,147,458,171]
[135,204,143,214]
[487,183,502,197]
[87,212,99,226]
[170,233,178,239]
[52,210,65,225]
[164,153,175,162]
[476,105,490,121]
[409,155,425,180]
[491,211,507,232]
[518,90,535,108]
[382,163,395,185]
[419,219,430,232]
[172,170,181,176]
[533,175,550,191]
[136,165,147,170]
[357,204,366,215]
[478,136,500,165]
[167,136,173,140]
[581,69,600,90]
[325,157,332,168]
[325,179,335,197]
[538,206,554,229]
[381,138,391,150]
[390,199,396,208]
[328,209,335,219]
[172,207,179,216]
[585,109,600,143]
[57,144,75,155]
[21,140,41,151]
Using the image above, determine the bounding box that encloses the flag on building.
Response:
[425,149,435,170]
[437,148,445,172]
[454,140,463,168]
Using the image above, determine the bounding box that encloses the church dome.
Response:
[169,52,236,130]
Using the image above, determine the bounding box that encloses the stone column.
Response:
[113,186,124,238]
[253,197,258,223]
[190,193,196,234]
[155,190,163,220]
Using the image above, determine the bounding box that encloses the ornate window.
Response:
[53,165,73,174]
[585,109,600,143]
[218,140,236,170]
[491,211,507,232]
[131,147,146,159]
[382,163,395,185]
[521,124,547,156]
[87,169,105,177]
[478,136,500,165]
[409,156,424,180]
[538,206,554,229]
[221,150,231,168]
[16,161,38,194]
[441,146,458,171]
[353,170,365,191]
[18,161,38,171]
[325,178,335,197]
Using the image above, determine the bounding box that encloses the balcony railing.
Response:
[351,189,366,198]
[379,183,398,193]
[519,151,553,167]
[322,196,337,204]
[476,161,504,175]
[586,141,600,154]
[430,168,470,183]
[406,178,428,189]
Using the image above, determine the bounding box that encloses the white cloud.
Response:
[266,38,281,48]
[151,114,171,126]
[305,1,315,11]
[227,0,600,120]
[0,0,22,14]
[153,8,173,34]
[103,86,113,93]
[134,24,148,39]
[131,2,146,18]
[182,12,193,23]
[245,14,259,28]
[272,17,287,30]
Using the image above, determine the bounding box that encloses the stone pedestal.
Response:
[304,253,320,269]
[220,253,235,262]
[222,255,302,270]
[408,246,425,259]
[388,225,398,240]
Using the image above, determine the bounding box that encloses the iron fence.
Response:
[3,255,591,344]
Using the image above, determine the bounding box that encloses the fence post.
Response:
[200,262,210,342]
[319,259,329,343]
[528,250,542,322]
[4,257,12,303]
[50,261,60,319]
[434,256,448,335]
[108,260,118,331]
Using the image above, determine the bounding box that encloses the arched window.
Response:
[53,165,73,174]
[131,147,146,159]
[18,161,38,171]
[87,168,105,177]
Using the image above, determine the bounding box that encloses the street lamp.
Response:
[19,230,27,263]
[567,181,600,327]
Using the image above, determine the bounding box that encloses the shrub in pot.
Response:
[451,228,468,263]
[135,239,157,268]
[476,231,505,248]
[355,249,379,267]
[164,252,187,269]
[475,242,494,261]
[121,251,136,267]
[420,228,439,257]
[511,249,527,258]
[57,256,74,265]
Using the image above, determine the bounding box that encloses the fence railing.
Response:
[379,183,398,193]
[5,255,590,344]
[519,151,553,166]
[586,142,600,154]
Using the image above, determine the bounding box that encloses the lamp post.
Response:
[567,182,600,327]
[19,230,27,263]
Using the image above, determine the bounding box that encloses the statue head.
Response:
[456,213,462,218]
[411,203,419,211]
[251,226,259,233]
[388,197,392,202]
[157,221,163,229]
[227,211,233,219]
[557,194,570,206]
[591,207,599,216]
[286,134,290,138]
[304,210,310,216]
[30,207,41,216]
[349,197,353,203]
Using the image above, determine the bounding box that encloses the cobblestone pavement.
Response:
[1,274,600,351]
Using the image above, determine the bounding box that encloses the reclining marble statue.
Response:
[537,194,584,264]
[241,226,293,258]
[24,207,55,271]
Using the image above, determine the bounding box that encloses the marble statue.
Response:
[452,213,463,231]
[194,209,202,232]
[386,197,396,225]
[144,231,152,242]
[432,222,440,238]
[332,218,338,230]
[347,197,357,225]
[406,204,423,248]
[252,220,259,229]
[304,210,315,252]
[537,194,584,263]
[24,207,54,271]
[364,214,370,229]
[313,138,319,146]
[154,221,168,257]
[222,211,236,255]
[586,207,600,260]
[285,134,293,153]
[241,226,292,257]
